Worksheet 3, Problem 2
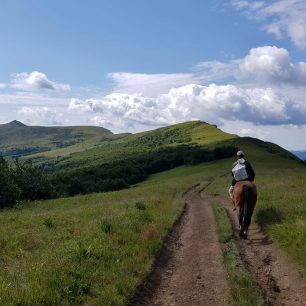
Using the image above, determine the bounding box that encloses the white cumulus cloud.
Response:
[238,46,306,85]
[11,71,70,91]
[18,106,64,125]
[68,98,95,112]
[108,47,306,99]
[68,83,306,132]
[196,46,306,87]
[231,0,306,49]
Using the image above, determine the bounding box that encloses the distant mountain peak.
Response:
[8,120,26,127]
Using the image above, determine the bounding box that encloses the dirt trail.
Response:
[130,190,306,306]
[130,189,230,306]
[213,194,306,306]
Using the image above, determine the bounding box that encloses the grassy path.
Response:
[209,197,263,306]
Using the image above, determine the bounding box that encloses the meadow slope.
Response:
[0,120,126,158]
[21,121,238,171]
[0,160,226,305]
[0,122,305,305]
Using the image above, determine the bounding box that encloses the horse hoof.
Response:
[239,229,247,239]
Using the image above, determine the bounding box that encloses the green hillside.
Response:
[0,120,127,158]
[0,120,305,305]
[30,121,238,170]
[1,120,301,198]
[3,120,298,173]
[0,144,305,305]
[0,120,236,168]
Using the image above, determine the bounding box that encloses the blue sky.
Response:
[1,0,306,150]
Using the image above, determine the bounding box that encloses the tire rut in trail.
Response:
[210,194,306,306]
[128,202,188,306]
[129,189,230,306]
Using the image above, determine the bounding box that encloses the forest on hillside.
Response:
[0,145,237,208]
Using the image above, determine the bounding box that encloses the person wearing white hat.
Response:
[228,150,255,200]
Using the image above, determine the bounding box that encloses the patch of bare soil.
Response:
[212,194,306,306]
[129,190,230,306]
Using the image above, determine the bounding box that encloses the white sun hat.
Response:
[236,150,245,157]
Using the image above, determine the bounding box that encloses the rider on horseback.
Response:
[228,150,255,200]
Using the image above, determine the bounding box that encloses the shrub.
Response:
[213,146,238,159]
[0,156,21,208]
[100,219,113,234]
[43,217,55,228]
[135,201,146,210]
[12,158,53,200]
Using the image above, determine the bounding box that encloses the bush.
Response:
[43,217,55,228]
[213,146,238,159]
[0,157,20,208]
[0,156,52,208]
[100,219,113,234]
[135,201,146,210]
[12,159,53,201]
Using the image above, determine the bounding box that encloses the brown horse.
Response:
[233,181,257,239]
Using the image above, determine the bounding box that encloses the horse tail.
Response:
[243,185,252,230]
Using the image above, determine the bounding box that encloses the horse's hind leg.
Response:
[241,186,254,239]
[238,206,245,238]
[244,201,255,235]
[241,204,249,239]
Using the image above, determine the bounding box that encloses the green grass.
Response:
[210,200,263,306]
[1,126,305,305]
[0,161,222,305]
[28,121,238,170]
[0,120,124,159]
[255,169,306,273]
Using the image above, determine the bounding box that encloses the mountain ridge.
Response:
[0,120,233,158]
[0,120,301,172]
[0,119,303,199]
[0,120,128,157]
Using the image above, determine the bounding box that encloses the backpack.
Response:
[232,161,248,181]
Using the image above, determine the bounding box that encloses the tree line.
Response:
[0,145,238,208]
[0,157,52,208]
[51,145,238,197]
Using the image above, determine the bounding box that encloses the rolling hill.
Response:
[1,120,300,172]
[0,120,238,171]
[1,120,301,198]
[0,119,305,305]
[0,120,128,158]
[44,120,239,170]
